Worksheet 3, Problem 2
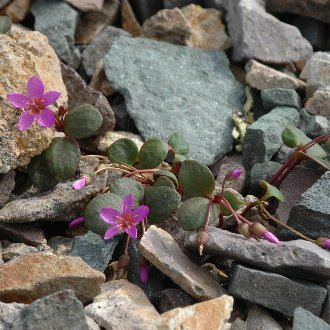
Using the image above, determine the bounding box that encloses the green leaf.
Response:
[153,176,176,189]
[220,190,245,216]
[174,154,187,163]
[178,197,219,231]
[178,160,215,198]
[145,186,181,223]
[259,180,285,202]
[0,16,11,34]
[109,177,144,207]
[138,138,168,169]
[64,104,103,139]
[168,131,189,155]
[153,170,178,188]
[45,137,81,181]
[108,138,139,165]
[85,193,122,236]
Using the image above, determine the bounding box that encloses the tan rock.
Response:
[153,295,233,330]
[305,87,330,117]
[245,59,306,91]
[0,254,105,303]
[65,0,104,12]
[85,280,159,330]
[0,0,30,22]
[0,27,68,173]
[121,0,143,37]
[140,226,226,301]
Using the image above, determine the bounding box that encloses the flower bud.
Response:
[226,168,242,181]
[316,237,330,250]
[118,254,130,268]
[250,223,279,244]
[237,223,251,239]
[72,175,91,190]
[68,216,85,229]
[196,230,209,256]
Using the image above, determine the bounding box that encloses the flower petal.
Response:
[43,91,61,106]
[72,177,86,190]
[131,205,149,224]
[139,262,150,284]
[18,111,34,131]
[27,76,44,98]
[36,108,54,128]
[7,93,30,109]
[125,226,137,239]
[104,226,120,240]
[68,216,85,229]
[121,194,134,214]
[100,208,121,224]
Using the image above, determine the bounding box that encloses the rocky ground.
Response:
[0,0,330,329]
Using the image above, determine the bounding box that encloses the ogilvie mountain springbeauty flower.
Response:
[7,76,61,131]
[72,175,91,190]
[100,194,149,240]
[68,216,85,229]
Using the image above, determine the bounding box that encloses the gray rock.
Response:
[204,0,226,10]
[70,231,120,272]
[82,26,131,77]
[305,86,330,118]
[322,282,330,324]
[0,170,15,208]
[246,305,283,330]
[225,0,312,63]
[47,236,74,255]
[0,301,26,330]
[2,243,53,262]
[293,307,330,330]
[163,0,204,8]
[86,316,101,330]
[130,0,163,22]
[273,144,294,164]
[261,88,301,111]
[104,36,245,165]
[228,264,327,317]
[185,227,330,281]
[12,290,89,330]
[300,109,330,139]
[31,0,80,68]
[286,171,330,239]
[159,288,196,313]
[243,106,300,170]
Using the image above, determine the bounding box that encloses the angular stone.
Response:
[65,0,104,12]
[0,0,29,22]
[121,0,143,37]
[0,254,105,303]
[0,301,26,330]
[85,280,159,330]
[0,170,15,208]
[153,295,233,329]
[69,231,120,272]
[0,27,68,174]
[89,59,115,97]
[261,88,301,111]
[246,305,282,330]
[47,236,74,255]
[293,307,330,330]
[31,0,80,68]
[140,226,226,300]
[228,264,327,317]
[2,243,52,262]
[225,0,312,63]
[82,26,131,77]
[61,63,116,135]
[159,288,196,313]
[305,87,330,117]
[322,283,330,324]
[300,109,330,139]
[0,175,106,223]
[75,0,120,45]
[12,290,90,330]
[243,106,300,170]
[246,60,306,91]
[185,227,330,281]
[286,171,330,239]
[104,37,245,165]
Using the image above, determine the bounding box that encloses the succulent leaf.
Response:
[220,190,245,216]
[107,138,139,165]
[168,131,189,155]
[138,138,168,169]
[259,180,285,202]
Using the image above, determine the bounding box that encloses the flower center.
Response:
[117,213,137,229]
[28,97,45,115]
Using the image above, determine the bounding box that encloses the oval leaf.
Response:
[220,190,245,216]
[153,176,176,189]
[64,104,103,139]
[138,138,168,169]
[168,131,189,155]
[178,197,219,231]
[108,138,139,165]
[153,170,178,188]
[178,160,215,198]
[259,180,285,202]
[45,137,81,181]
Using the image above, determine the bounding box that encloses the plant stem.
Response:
[124,235,130,255]
[81,154,109,162]
[202,200,213,231]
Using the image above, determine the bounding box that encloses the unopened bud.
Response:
[196,230,209,256]
[316,237,330,250]
[226,168,242,181]
[118,254,130,268]
[237,223,251,239]
[249,223,267,236]
[72,175,91,190]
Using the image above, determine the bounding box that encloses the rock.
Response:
[75,0,120,45]
[0,0,29,22]
[121,0,143,36]
[86,316,101,330]
[246,305,283,330]
[225,0,312,63]
[82,26,131,77]
[0,170,15,208]
[129,0,163,23]
[65,0,104,12]
[0,0,10,9]
[31,0,80,68]
[61,63,116,135]
[285,171,330,239]
[266,0,330,24]
[79,157,100,176]
[47,236,74,255]
[153,295,234,329]
[228,264,327,317]
[2,243,52,262]
[159,288,196,313]
[322,283,330,324]
[85,279,159,330]
[89,59,115,97]
[245,60,306,91]
[0,301,26,330]
[243,106,300,170]
[185,227,330,281]
[0,27,68,174]
[69,231,120,272]
[273,145,294,164]
[140,226,226,300]
[305,87,330,117]
[163,0,203,8]
[293,307,330,330]
[261,88,301,111]
[0,175,107,223]
[104,36,245,165]
[204,0,226,10]
[300,109,330,139]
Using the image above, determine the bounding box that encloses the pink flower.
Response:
[68,216,85,229]
[100,194,149,240]
[72,175,91,190]
[262,230,280,244]
[7,76,61,131]
[316,237,330,250]
[250,223,279,244]
[139,257,150,283]
[227,168,242,180]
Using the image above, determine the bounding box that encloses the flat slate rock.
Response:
[104,36,245,165]
[293,307,330,330]
[185,227,330,281]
